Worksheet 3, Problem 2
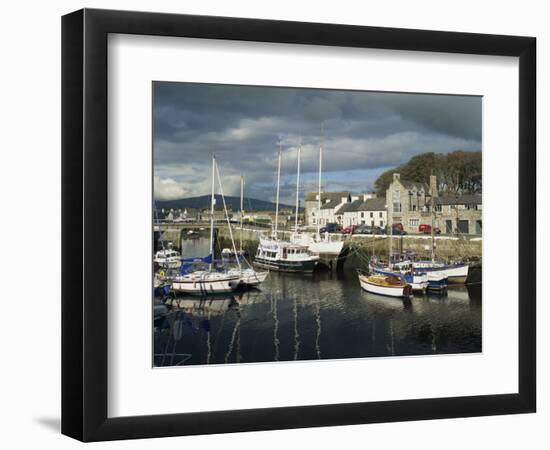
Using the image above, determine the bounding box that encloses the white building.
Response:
[305,192,386,228]
[340,196,387,228]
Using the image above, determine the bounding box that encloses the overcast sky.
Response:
[153,82,481,205]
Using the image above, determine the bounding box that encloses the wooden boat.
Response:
[369,263,428,292]
[358,273,412,298]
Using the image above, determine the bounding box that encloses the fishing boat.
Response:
[153,247,181,269]
[170,156,240,295]
[254,142,319,272]
[289,127,344,257]
[358,272,412,298]
[255,237,319,272]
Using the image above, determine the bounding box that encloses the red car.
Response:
[419,224,441,234]
[342,224,358,234]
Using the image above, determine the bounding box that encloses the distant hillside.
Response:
[156,194,297,212]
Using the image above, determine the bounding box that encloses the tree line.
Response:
[374,150,482,196]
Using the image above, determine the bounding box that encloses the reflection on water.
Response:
[153,269,482,367]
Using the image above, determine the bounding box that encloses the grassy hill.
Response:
[155,194,297,212]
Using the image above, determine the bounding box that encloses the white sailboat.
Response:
[290,126,344,256]
[213,165,268,288]
[255,141,319,272]
[171,156,241,295]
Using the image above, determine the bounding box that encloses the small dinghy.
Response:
[358,272,412,298]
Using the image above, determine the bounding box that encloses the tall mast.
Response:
[295,140,301,232]
[215,161,241,272]
[209,155,216,271]
[240,175,244,251]
[317,124,323,236]
[431,184,435,264]
[274,140,282,239]
[389,211,393,270]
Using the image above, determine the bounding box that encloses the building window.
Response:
[360,212,364,218]
[379,212,383,218]
[380,220,384,227]
[393,202,402,213]
[409,218,419,227]
[361,220,365,225]
[370,212,373,218]
[435,204,442,212]
[312,218,316,224]
[412,204,417,211]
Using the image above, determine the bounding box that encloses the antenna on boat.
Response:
[295,137,301,233]
[215,161,241,272]
[274,138,282,239]
[240,175,244,252]
[209,154,216,272]
[317,122,324,237]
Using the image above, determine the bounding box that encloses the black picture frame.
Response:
[62,8,536,442]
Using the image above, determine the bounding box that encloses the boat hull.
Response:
[358,274,412,298]
[171,274,240,295]
[227,268,269,287]
[413,262,469,284]
[370,265,428,292]
[253,256,318,272]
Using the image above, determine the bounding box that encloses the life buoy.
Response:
[159,270,165,278]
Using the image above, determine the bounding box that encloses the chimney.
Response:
[429,175,438,197]
[393,173,400,182]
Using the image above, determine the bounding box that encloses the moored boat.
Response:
[153,247,182,269]
[412,261,468,284]
[358,272,412,298]
[369,263,428,292]
[255,237,319,272]
[171,270,241,295]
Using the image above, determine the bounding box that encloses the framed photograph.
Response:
[62,8,536,442]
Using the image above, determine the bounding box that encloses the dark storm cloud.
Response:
[153,82,481,202]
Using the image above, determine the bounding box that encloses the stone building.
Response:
[387,173,482,235]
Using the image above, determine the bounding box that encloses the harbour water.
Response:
[153,237,482,366]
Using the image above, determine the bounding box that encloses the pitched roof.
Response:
[399,180,429,191]
[305,191,350,202]
[359,197,386,211]
[430,194,482,206]
[336,199,363,214]
[319,192,351,210]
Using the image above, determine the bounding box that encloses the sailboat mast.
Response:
[317,126,323,236]
[431,180,435,264]
[274,141,282,238]
[209,155,216,271]
[295,141,301,232]
[389,206,393,270]
[240,175,244,251]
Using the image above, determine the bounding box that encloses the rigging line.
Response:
[215,160,241,271]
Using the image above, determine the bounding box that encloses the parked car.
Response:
[419,224,441,234]
[354,225,384,235]
[320,223,340,233]
[392,223,404,231]
[384,225,407,235]
[342,224,358,234]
